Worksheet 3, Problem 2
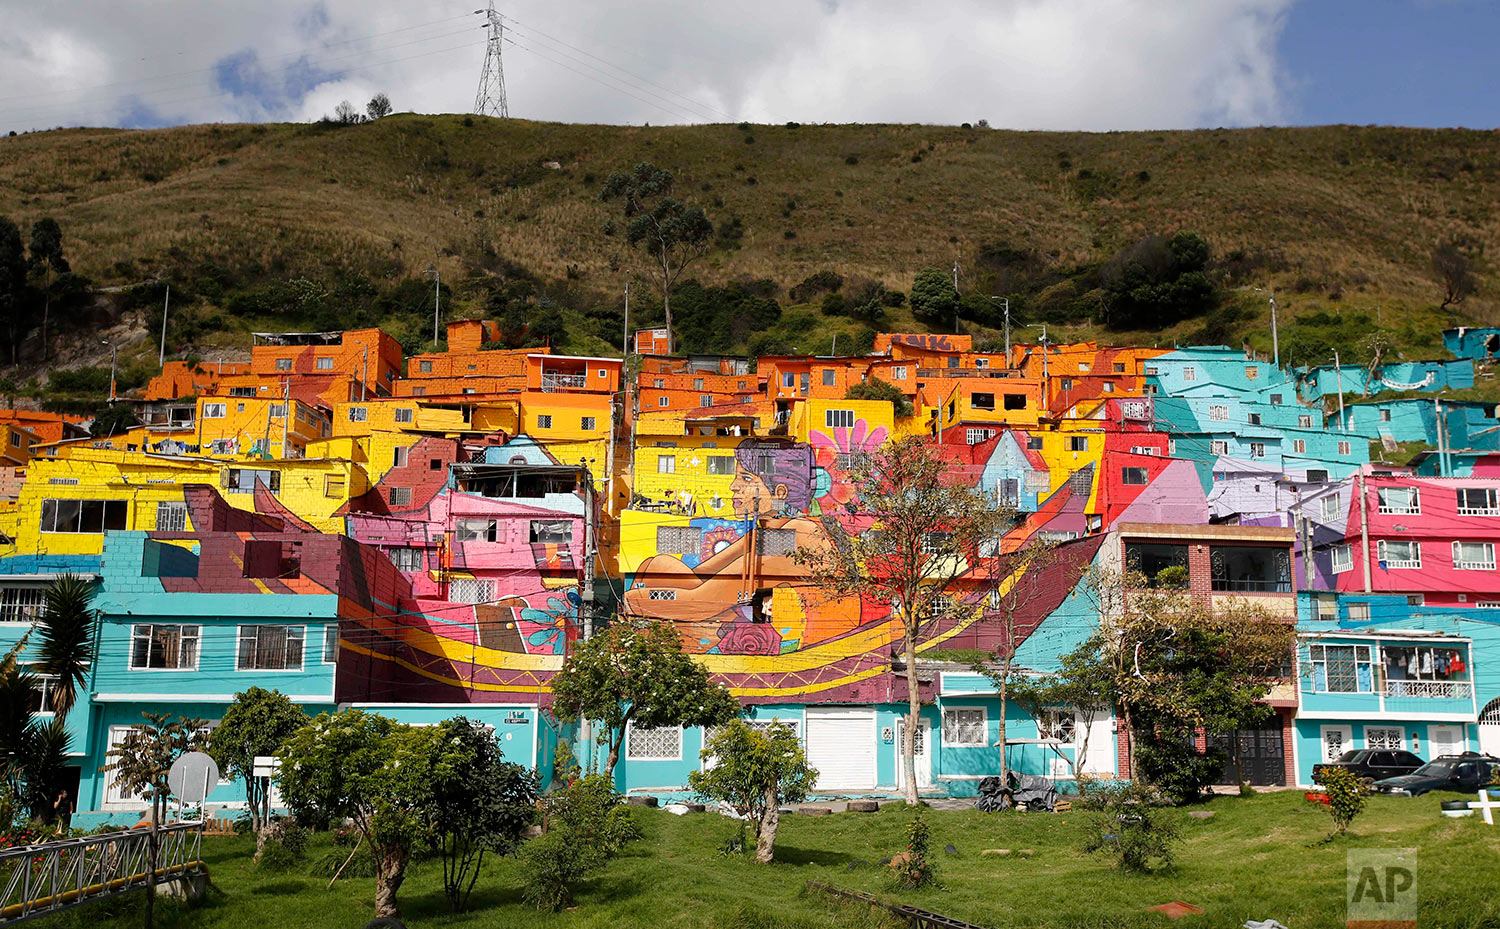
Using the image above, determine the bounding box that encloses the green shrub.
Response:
[1082,782,1180,873]
[1313,765,1367,835]
[845,378,913,418]
[316,844,377,879]
[520,774,639,911]
[1133,735,1223,805]
[891,811,935,889]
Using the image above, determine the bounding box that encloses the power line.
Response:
[500,37,707,124]
[473,2,510,119]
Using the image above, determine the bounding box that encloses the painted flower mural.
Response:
[810,417,887,512]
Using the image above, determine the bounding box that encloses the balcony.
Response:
[540,373,587,392]
[1386,680,1473,700]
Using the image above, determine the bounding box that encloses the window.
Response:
[657,526,702,555]
[781,373,795,388]
[965,428,994,445]
[1068,436,1088,452]
[822,370,836,386]
[1379,409,1392,423]
[657,455,676,474]
[648,589,678,601]
[1452,541,1496,570]
[323,475,347,498]
[891,366,907,380]
[1456,487,1500,516]
[707,456,734,475]
[448,577,495,604]
[654,379,666,389]
[1377,487,1420,515]
[658,397,669,407]
[1366,727,1403,750]
[1249,442,1265,458]
[1308,643,1373,693]
[393,446,409,468]
[1125,543,1188,586]
[390,548,424,571]
[1299,415,1313,428]
[1208,405,1229,421]
[1248,413,1262,426]
[1293,439,1306,454]
[202,403,226,419]
[530,520,572,545]
[536,415,553,429]
[835,451,869,471]
[626,724,681,760]
[694,378,706,390]
[224,469,279,494]
[40,499,128,533]
[1102,382,1114,393]
[155,502,187,532]
[1210,440,1229,455]
[756,527,796,556]
[0,588,45,622]
[315,357,333,370]
[1145,365,1159,376]
[456,519,498,543]
[1113,362,1126,373]
[972,392,995,411]
[412,387,426,396]
[1209,545,1291,591]
[323,625,339,663]
[1337,441,1351,455]
[1269,394,1284,405]
[1037,708,1076,742]
[920,531,951,556]
[347,406,367,423]
[1377,539,1421,569]
[388,487,412,506]
[699,395,713,408]
[1182,367,1197,381]
[1078,362,1090,373]
[1347,602,1371,623]
[1245,366,1259,379]
[418,360,433,373]
[1059,378,1073,390]
[1027,436,1043,450]
[941,708,986,746]
[1321,495,1341,521]
[1331,543,1353,574]
[825,409,855,429]
[237,624,304,671]
[1306,469,1328,483]
[1003,393,1027,410]
[394,407,414,424]
[131,624,200,670]
[275,358,292,371]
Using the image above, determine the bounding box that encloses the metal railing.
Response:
[1386,680,1474,700]
[540,373,587,391]
[0,822,204,925]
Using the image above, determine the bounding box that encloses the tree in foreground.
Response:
[35,574,97,722]
[276,709,467,920]
[796,435,1008,804]
[519,773,640,911]
[599,163,713,354]
[428,716,538,912]
[206,687,308,856]
[1312,765,1367,836]
[551,619,739,776]
[689,719,816,863]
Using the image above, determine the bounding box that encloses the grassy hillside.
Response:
[1,116,1498,376]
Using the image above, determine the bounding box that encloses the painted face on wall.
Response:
[731,467,785,518]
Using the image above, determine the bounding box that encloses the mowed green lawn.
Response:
[31,791,1500,929]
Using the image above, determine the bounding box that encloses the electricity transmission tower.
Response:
[474,1,509,118]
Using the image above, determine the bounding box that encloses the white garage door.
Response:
[805,707,876,792]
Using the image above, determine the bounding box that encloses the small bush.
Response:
[1313,766,1368,835]
[256,820,309,871]
[890,811,935,889]
[1082,782,1180,873]
[519,831,578,911]
[316,844,378,879]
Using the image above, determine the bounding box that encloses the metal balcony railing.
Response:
[1386,680,1473,700]
[540,373,587,391]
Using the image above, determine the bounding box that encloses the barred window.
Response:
[449,577,496,604]
[0,588,45,623]
[1038,708,1076,742]
[348,407,368,422]
[155,502,188,532]
[942,708,986,746]
[389,548,424,571]
[647,589,677,601]
[757,528,796,556]
[657,526,702,555]
[626,724,681,760]
[388,487,412,506]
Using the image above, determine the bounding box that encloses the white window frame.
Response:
[389,547,424,572]
[393,446,409,468]
[1337,441,1352,456]
[155,501,188,532]
[1249,442,1266,459]
[625,723,682,761]
[657,455,676,474]
[235,624,306,672]
[130,624,201,671]
[1182,367,1196,382]
[1456,487,1500,516]
[1208,404,1229,422]
[323,624,339,663]
[1452,540,1496,571]
[825,409,856,429]
[1330,544,1353,574]
[1321,495,1341,522]
[347,407,368,423]
[202,403,226,419]
[388,486,412,506]
[1210,440,1229,455]
[315,357,333,370]
[1365,726,1404,750]
[448,577,496,604]
[940,707,987,747]
[581,416,597,430]
[394,408,414,424]
[1308,643,1374,694]
[1299,415,1313,428]
[1377,539,1422,569]
[536,414,553,429]
[1292,439,1306,454]
[1377,486,1420,515]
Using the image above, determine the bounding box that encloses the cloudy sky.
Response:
[0,0,1494,134]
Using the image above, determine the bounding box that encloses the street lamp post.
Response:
[101,340,117,402]
[1254,286,1279,367]
[988,296,1011,360]
[425,264,441,345]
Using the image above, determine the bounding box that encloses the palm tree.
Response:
[36,574,97,721]
[0,638,35,794]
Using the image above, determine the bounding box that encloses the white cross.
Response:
[1470,789,1499,825]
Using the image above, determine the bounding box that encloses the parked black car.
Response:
[1313,749,1426,785]
[1372,753,1499,797]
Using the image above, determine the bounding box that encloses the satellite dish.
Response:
[168,752,220,804]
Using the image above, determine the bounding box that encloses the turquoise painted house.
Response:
[1291,593,1500,787]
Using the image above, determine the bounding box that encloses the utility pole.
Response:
[1356,472,1372,594]
[281,378,290,457]
[1269,292,1279,369]
[622,279,630,352]
[427,264,441,345]
[473,1,510,118]
[159,285,170,367]
[1332,350,1346,431]
[989,296,1010,359]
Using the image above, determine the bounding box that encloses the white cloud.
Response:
[0,0,1294,133]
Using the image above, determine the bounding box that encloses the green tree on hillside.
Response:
[600,163,713,354]
[910,267,959,328]
[28,218,68,361]
[1433,242,1476,311]
[0,217,28,366]
[366,93,393,120]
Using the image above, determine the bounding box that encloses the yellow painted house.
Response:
[195,396,331,459]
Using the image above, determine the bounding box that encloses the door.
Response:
[103,726,142,807]
[1320,725,1353,764]
[1429,724,1466,759]
[805,708,876,793]
[894,718,932,791]
[1479,698,1500,758]
[1210,720,1286,786]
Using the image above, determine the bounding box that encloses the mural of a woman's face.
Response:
[731,466,786,518]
